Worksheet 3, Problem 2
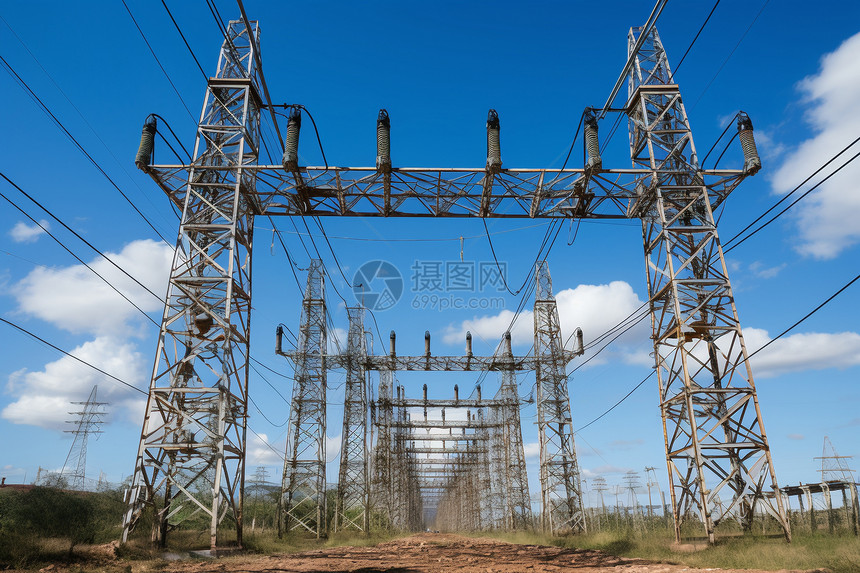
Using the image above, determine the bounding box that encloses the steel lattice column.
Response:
[371,369,395,528]
[334,307,369,531]
[121,20,261,551]
[500,370,533,529]
[534,261,586,534]
[280,260,327,537]
[626,26,790,543]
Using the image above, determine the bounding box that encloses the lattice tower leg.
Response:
[534,261,586,534]
[488,404,508,529]
[501,370,533,529]
[280,260,327,538]
[334,308,369,531]
[626,26,790,544]
[371,370,395,528]
[121,21,261,551]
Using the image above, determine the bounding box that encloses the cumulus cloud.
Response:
[9,220,50,243]
[523,441,540,459]
[770,31,860,259]
[443,280,650,368]
[2,337,148,429]
[744,328,860,378]
[248,432,285,466]
[12,239,173,336]
[3,239,174,430]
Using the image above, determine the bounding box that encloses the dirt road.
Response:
[158,534,809,573]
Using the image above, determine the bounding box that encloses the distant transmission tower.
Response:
[815,436,855,482]
[61,385,107,490]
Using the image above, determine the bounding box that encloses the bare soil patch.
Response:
[146,533,824,573]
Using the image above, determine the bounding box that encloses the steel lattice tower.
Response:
[334,307,370,532]
[279,259,327,537]
[122,20,261,550]
[61,385,107,490]
[534,261,586,534]
[627,26,790,542]
[128,12,788,547]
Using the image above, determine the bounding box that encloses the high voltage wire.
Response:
[691,0,771,111]
[159,0,208,82]
[723,137,860,252]
[120,0,196,123]
[0,186,160,329]
[0,317,146,396]
[0,54,172,245]
[0,13,178,230]
[575,270,860,433]
[0,173,164,303]
[669,0,721,80]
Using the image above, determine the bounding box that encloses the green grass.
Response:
[476,527,860,573]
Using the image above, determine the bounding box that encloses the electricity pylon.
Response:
[628,26,789,542]
[122,20,261,550]
[534,261,586,534]
[61,385,107,490]
[334,307,370,532]
[279,260,327,537]
[129,13,788,547]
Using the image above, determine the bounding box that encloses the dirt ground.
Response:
[142,533,824,573]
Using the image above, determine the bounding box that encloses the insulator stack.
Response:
[135,115,157,170]
[282,106,302,171]
[486,109,502,172]
[737,112,761,175]
[584,108,602,172]
[376,109,391,173]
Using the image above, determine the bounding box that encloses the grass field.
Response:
[479,527,860,573]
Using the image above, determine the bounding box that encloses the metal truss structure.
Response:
[278,260,327,537]
[123,19,260,550]
[534,263,587,533]
[627,27,789,542]
[277,263,581,533]
[128,15,789,548]
[61,385,107,490]
[334,307,369,532]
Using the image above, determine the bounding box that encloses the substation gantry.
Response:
[275,260,585,536]
[122,15,791,550]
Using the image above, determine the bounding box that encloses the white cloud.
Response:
[12,239,173,336]
[248,432,285,466]
[3,239,174,431]
[582,464,630,479]
[748,261,786,279]
[2,336,147,430]
[744,328,860,378]
[787,434,805,441]
[443,281,650,367]
[770,31,860,259]
[523,441,540,459]
[9,220,50,243]
[326,434,342,462]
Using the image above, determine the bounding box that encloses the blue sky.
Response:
[1,0,859,509]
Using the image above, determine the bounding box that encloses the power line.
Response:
[160,0,208,82]
[575,269,860,433]
[723,137,860,252]
[0,179,160,328]
[691,0,771,111]
[747,271,860,361]
[669,0,721,80]
[0,317,146,396]
[0,172,164,303]
[0,54,172,245]
[120,0,196,123]
[0,13,178,231]
[575,371,655,433]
